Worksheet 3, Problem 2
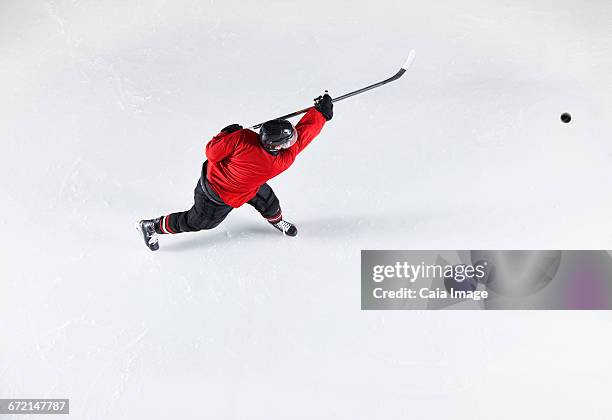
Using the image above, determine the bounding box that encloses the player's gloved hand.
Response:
[220,123,243,134]
[314,92,333,121]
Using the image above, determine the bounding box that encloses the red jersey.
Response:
[205,107,327,208]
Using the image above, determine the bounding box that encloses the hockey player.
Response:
[137,93,333,251]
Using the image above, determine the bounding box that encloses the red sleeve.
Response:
[292,107,327,154]
[205,131,239,162]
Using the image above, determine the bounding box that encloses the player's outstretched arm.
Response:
[292,93,332,154]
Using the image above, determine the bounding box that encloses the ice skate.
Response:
[136,219,160,251]
[271,219,298,237]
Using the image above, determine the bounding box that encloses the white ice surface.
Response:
[2,1,612,419]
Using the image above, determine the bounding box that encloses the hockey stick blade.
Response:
[249,50,416,129]
[332,49,416,102]
[402,49,417,70]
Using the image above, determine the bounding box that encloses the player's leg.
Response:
[246,183,297,237]
[137,181,232,250]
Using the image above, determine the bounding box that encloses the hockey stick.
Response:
[248,50,416,130]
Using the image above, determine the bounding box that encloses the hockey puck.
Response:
[561,113,571,123]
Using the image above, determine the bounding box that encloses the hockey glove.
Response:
[220,123,243,134]
[314,93,333,121]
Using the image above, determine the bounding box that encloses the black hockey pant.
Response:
[156,182,282,234]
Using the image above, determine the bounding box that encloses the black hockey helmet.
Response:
[259,119,298,152]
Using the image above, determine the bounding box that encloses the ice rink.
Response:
[2,0,612,418]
